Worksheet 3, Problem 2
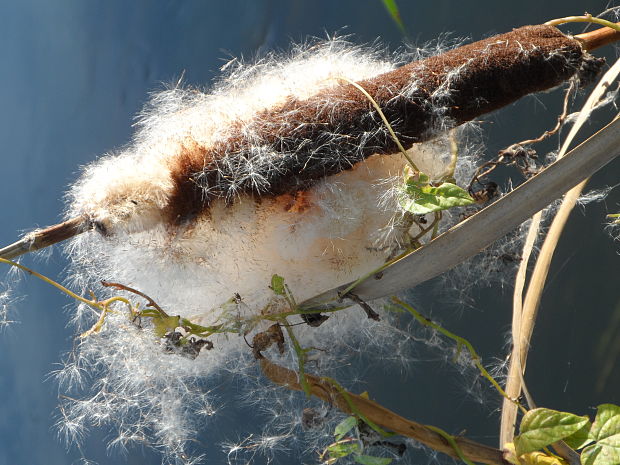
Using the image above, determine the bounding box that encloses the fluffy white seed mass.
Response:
[59,38,463,463]
[66,39,453,326]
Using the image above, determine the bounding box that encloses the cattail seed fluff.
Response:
[66,26,594,326]
[66,39,448,326]
[57,26,598,461]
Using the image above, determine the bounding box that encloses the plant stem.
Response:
[0,216,89,260]
[0,257,98,308]
[500,56,620,448]
[547,15,620,32]
[566,19,620,51]
[391,297,525,412]
[260,357,509,465]
[334,76,419,172]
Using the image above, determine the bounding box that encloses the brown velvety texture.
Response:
[166,25,594,224]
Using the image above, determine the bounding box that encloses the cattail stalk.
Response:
[2,20,619,463]
[0,216,90,260]
[165,24,599,222]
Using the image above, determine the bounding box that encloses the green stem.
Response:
[0,257,99,309]
[322,377,394,438]
[425,424,476,465]
[279,318,311,396]
[334,76,419,172]
[391,297,526,413]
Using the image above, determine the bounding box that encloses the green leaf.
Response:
[564,422,593,450]
[327,440,360,458]
[400,177,474,215]
[581,404,620,465]
[355,455,393,465]
[334,416,358,441]
[409,172,430,186]
[153,315,180,337]
[514,408,590,456]
[270,274,285,295]
[380,0,406,34]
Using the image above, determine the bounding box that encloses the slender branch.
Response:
[391,297,524,411]
[425,424,476,465]
[259,357,509,465]
[334,76,419,172]
[500,211,541,445]
[0,257,97,308]
[101,281,169,318]
[552,18,620,51]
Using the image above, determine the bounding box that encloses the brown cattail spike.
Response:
[167,25,602,224]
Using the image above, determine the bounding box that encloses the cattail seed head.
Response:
[0,23,605,463]
[65,26,596,325]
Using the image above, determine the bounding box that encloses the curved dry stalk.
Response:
[499,56,620,448]
[259,357,509,465]
[299,117,620,311]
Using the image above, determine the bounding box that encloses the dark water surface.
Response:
[1,1,618,464]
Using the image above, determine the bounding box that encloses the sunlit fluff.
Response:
[58,37,476,463]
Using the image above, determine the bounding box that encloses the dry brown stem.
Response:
[576,22,620,51]
[0,216,90,260]
[260,357,509,465]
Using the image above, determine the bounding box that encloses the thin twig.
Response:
[333,76,419,172]
[101,281,169,318]
[469,81,577,192]
[259,357,509,465]
[392,297,524,410]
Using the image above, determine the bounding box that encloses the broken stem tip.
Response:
[0,216,91,260]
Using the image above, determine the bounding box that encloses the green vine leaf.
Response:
[334,416,358,441]
[581,404,620,465]
[327,440,360,459]
[153,315,181,338]
[270,274,286,295]
[519,452,569,465]
[400,172,474,214]
[503,443,568,465]
[564,422,593,450]
[354,455,393,465]
[514,408,590,456]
